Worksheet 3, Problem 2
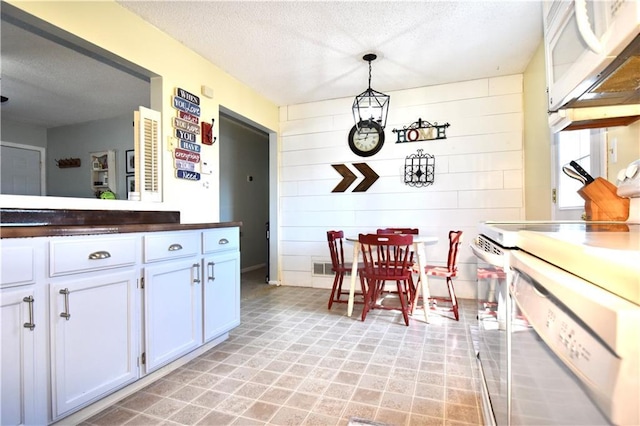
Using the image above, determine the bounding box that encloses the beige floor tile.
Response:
[86,275,482,426]
[241,401,280,422]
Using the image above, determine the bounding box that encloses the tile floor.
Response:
[84,269,482,426]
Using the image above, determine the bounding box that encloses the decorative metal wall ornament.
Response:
[352,53,390,130]
[332,163,379,192]
[393,118,450,143]
[404,149,435,187]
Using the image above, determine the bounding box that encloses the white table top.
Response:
[346,234,438,244]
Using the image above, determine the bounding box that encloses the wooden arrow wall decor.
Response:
[331,163,379,192]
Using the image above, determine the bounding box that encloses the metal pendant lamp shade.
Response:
[352,53,390,130]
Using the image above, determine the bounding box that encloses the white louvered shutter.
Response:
[134,106,162,202]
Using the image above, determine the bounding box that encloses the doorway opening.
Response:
[218,108,278,286]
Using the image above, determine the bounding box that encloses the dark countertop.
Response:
[0,208,241,238]
[1,221,242,238]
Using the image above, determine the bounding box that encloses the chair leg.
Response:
[396,280,410,326]
[359,274,367,302]
[361,278,376,322]
[447,277,459,321]
[327,272,342,310]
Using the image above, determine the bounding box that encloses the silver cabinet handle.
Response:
[193,263,201,284]
[23,296,35,330]
[59,288,71,320]
[168,244,183,252]
[88,250,111,260]
[207,261,215,281]
[218,238,229,245]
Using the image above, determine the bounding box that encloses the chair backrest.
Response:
[376,228,419,235]
[377,228,419,261]
[359,233,413,278]
[446,230,464,273]
[327,230,345,269]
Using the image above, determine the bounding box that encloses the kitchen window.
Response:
[552,128,605,219]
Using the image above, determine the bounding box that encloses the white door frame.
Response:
[0,141,47,196]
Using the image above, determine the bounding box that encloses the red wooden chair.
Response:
[358,233,414,326]
[413,230,463,321]
[376,228,419,299]
[326,230,366,309]
[376,228,419,264]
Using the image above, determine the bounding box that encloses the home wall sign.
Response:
[172,87,204,181]
[404,149,435,187]
[331,163,379,193]
[392,118,450,143]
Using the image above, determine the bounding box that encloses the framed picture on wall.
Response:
[126,150,135,174]
[126,175,135,198]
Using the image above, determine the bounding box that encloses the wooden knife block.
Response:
[578,177,629,221]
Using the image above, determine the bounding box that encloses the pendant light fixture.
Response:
[352,53,390,130]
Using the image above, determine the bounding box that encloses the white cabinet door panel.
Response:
[1,288,36,426]
[144,258,202,373]
[203,251,240,342]
[50,271,138,419]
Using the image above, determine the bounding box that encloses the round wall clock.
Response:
[348,120,385,157]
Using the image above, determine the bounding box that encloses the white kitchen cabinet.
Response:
[1,224,241,424]
[0,238,47,426]
[48,234,140,420]
[202,228,240,342]
[1,287,43,426]
[49,270,139,420]
[143,231,202,373]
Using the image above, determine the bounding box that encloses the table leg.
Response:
[414,242,430,322]
[347,242,360,317]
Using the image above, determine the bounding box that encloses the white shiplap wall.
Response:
[278,75,525,299]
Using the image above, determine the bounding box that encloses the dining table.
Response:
[345,233,439,322]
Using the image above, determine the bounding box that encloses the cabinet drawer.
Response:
[1,243,36,287]
[144,231,199,263]
[202,227,239,254]
[50,235,138,277]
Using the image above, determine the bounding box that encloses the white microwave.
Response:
[544,0,640,112]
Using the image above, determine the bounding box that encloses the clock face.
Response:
[348,121,385,157]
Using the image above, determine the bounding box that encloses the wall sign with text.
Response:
[171,87,204,181]
[392,118,450,143]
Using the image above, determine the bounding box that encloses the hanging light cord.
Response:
[368,60,372,90]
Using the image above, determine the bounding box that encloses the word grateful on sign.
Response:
[331,163,379,193]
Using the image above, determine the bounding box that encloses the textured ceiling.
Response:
[0,1,543,129]
[117,1,544,106]
[0,19,151,129]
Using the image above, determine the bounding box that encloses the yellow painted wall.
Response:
[5,0,279,223]
[607,121,640,182]
[523,41,552,220]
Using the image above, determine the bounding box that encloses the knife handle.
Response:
[570,161,595,184]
